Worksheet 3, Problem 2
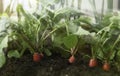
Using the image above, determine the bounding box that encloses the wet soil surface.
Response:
[0,54,120,76]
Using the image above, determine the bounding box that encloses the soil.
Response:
[0,53,120,76]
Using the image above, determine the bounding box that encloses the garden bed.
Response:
[0,53,120,76]
[1,2,120,76]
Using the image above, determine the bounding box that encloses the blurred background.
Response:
[0,0,118,16]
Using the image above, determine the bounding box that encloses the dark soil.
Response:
[0,54,120,76]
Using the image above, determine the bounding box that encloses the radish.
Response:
[68,55,75,63]
[33,52,41,62]
[103,62,110,71]
[89,58,97,67]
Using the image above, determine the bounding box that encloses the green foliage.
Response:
[117,50,120,60]
[7,50,20,58]
[63,35,78,49]
[0,35,8,48]
[1,1,120,71]
[74,26,90,35]
[44,49,52,56]
[0,36,8,68]
[0,51,5,68]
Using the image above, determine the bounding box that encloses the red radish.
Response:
[89,58,97,67]
[103,62,110,71]
[68,55,75,63]
[33,53,41,62]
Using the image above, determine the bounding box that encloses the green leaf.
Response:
[0,35,8,52]
[109,50,116,60]
[44,49,52,56]
[53,36,63,45]
[79,16,92,25]
[116,50,120,62]
[55,8,81,17]
[63,35,78,49]
[54,8,83,23]
[74,26,90,35]
[7,50,20,58]
[68,22,78,33]
[0,35,8,68]
[117,50,120,57]
[0,51,6,68]
[0,17,10,32]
